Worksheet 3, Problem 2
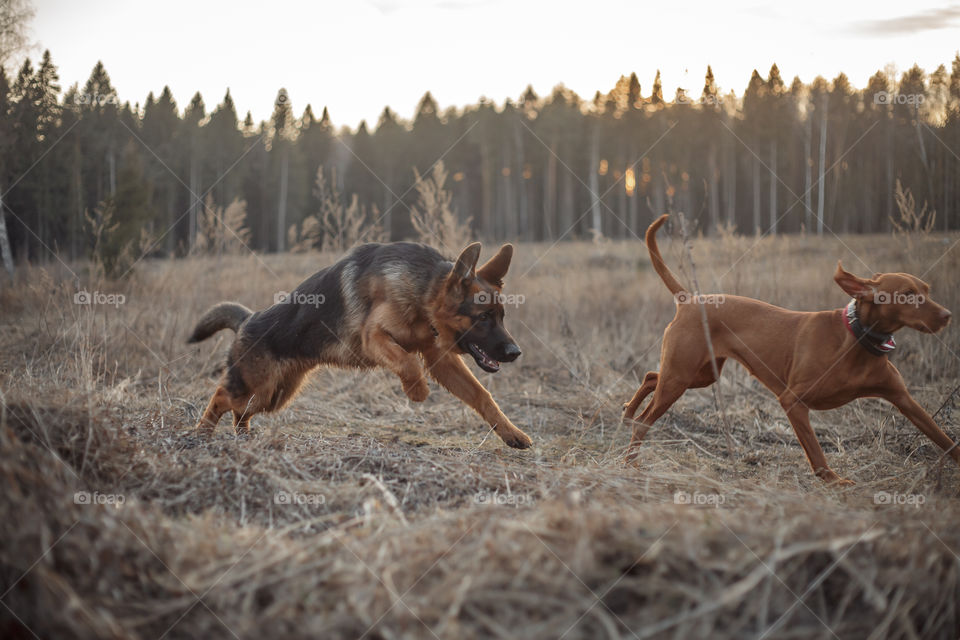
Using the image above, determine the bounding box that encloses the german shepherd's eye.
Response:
[477,311,491,322]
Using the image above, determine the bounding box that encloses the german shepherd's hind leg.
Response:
[424,348,532,449]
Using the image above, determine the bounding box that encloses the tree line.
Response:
[2,51,960,269]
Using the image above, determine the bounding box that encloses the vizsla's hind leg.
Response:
[624,358,725,461]
[623,372,659,421]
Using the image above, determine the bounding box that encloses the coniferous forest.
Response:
[3,51,960,265]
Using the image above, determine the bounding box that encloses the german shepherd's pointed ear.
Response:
[477,243,513,287]
[451,242,482,283]
[834,261,879,300]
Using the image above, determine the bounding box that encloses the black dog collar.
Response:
[842,299,895,357]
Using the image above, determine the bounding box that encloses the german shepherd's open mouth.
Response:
[466,342,500,373]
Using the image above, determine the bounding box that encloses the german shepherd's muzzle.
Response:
[188,241,533,449]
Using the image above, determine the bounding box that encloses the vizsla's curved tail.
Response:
[645,214,685,295]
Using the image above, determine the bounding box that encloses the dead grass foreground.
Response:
[2,233,960,639]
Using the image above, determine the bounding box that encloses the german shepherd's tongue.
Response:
[468,343,501,372]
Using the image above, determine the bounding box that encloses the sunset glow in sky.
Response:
[32,0,960,129]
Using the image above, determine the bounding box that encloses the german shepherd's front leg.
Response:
[423,348,532,449]
[363,325,430,402]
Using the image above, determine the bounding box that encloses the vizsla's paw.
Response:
[403,378,430,402]
[499,427,533,449]
[817,469,855,486]
[624,448,640,464]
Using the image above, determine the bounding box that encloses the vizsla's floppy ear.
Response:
[451,242,482,282]
[834,261,879,300]
[476,243,513,287]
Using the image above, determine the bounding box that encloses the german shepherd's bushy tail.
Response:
[645,214,686,295]
[187,302,253,343]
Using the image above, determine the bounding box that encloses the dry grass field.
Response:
[2,228,960,639]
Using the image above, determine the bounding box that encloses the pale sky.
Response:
[29,0,960,130]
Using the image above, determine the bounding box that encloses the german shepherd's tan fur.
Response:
[188,241,533,448]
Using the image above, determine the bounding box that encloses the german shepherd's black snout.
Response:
[499,342,521,362]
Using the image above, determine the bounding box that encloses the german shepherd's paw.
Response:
[402,378,430,402]
[499,428,533,449]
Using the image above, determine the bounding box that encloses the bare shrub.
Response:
[288,214,322,253]
[191,196,252,256]
[410,161,473,251]
[82,198,144,279]
[891,179,936,248]
[307,167,385,252]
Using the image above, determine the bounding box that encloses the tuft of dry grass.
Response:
[1,230,959,639]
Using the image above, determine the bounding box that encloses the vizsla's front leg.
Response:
[885,388,960,466]
[779,393,853,485]
[423,348,532,449]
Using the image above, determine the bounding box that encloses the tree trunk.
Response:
[277,150,288,252]
[0,189,14,277]
[543,142,557,238]
[589,127,601,236]
[108,147,117,196]
[502,147,516,239]
[804,116,812,232]
[512,119,529,241]
[768,138,777,234]
[752,157,761,235]
[189,155,200,249]
[816,99,828,236]
[708,143,719,234]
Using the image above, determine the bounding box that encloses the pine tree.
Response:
[142,85,179,251]
[649,70,664,106]
[181,92,205,247]
[96,140,153,275]
[269,88,294,251]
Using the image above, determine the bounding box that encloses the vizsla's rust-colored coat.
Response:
[624,214,957,484]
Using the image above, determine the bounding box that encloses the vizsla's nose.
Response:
[941,309,952,322]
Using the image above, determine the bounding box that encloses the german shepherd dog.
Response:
[187,242,533,449]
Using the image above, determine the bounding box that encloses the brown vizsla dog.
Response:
[623,214,958,484]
